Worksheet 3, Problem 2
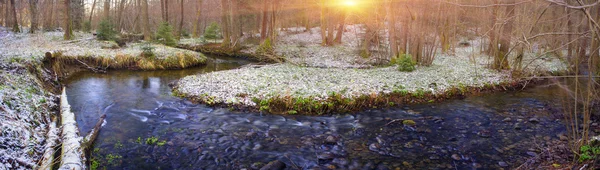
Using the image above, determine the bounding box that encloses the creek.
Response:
[65,56,566,169]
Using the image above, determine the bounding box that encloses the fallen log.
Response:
[38,117,59,170]
[81,114,107,150]
[58,88,85,170]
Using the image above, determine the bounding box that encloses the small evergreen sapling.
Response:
[156,22,177,47]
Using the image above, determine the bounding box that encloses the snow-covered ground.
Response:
[0,62,55,169]
[0,30,203,63]
[0,27,208,169]
[176,35,568,108]
[176,54,504,106]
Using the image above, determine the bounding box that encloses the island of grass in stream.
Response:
[65,56,565,169]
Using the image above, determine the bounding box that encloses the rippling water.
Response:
[66,56,566,170]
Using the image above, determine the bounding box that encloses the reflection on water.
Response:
[66,57,567,169]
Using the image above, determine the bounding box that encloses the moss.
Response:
[145,136,159,145]
[157,140,167,146]
[402,120,416,126]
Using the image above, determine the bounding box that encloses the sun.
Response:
[343,0,357,7]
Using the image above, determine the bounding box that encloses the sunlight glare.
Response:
[343,0,357,7]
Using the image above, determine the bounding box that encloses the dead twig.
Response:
[75,59,106,73]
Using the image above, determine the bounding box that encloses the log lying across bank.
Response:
[59,88,85,170]
[39,117,59,170]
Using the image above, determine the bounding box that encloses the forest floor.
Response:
[0,27,206,169]
[175,26,568,115]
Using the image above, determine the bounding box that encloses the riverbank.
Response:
[0,28,208,169]
[174,32,568,115]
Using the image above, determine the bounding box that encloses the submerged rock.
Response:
[451,154,461,161]
[528,117,540,123]
[260,160,286,170]
[498,161,509,167]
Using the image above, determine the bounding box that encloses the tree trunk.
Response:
[142,0,150,41]
[177,0,183,40]
[43,0,55,31]
[9,0,18,32]
[320,0,327,45]
[88,0,97,25]
[220,0,230,47]
[325,5,334,46]
[65,0,72,40]
[117,0,126,31]
[567,7,574,59]
[71,0,84,30]
[4,0,8,27]
[487,0,499,56]
[260,0,268,40]
[104,0,110,20]
[386,0,397,57]
[28,0,39,33]
[0,0,4,27]
[133,0,141,33]
[165,0,169,23]
[495,0,514,70]
[193,0,203,38]
[303,0,309,32]
[229,0,238,46]
[160,0,164,21]
[334,9,345,44]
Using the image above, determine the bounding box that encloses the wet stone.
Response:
[558,134,568,141]
[514,123,522,130]
[251,162,264,170]
[369,143,380,151]
[246,131,257,139]
[498,161,509,167]
[477,130,491,138]
[528,118,540,123]
[260,160,286,170]
[325,135,337,144]
[502,118,512,122]
[332,158,349,166]
[318,152,335,162]
[526,151,537,157]
[451,154,461,161]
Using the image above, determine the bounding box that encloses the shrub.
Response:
[97,19,117,41]
[204,22,221,40]
[256,38,274,55]
[140,43,156,59]
[395,54,416,72]
[83,21,92,33]
[155,22,177,46]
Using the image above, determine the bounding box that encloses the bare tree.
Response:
[9,0,18,32]
[193,0,203,38]
[104,0,111,20]
[494,0,515,70]
[89,0,97,26]
[177,0,183,39]
[117,0,126,31]
[64,0,72,40]
[28,0,39,33]
[142,0,150,41]
[386,0,398,57]
[43,0,55,31]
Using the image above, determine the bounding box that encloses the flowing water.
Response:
[65,56,567,170]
